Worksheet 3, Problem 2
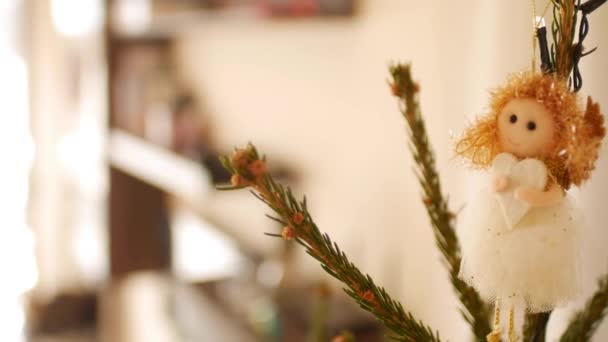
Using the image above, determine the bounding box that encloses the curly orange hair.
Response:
[455,72,605,189]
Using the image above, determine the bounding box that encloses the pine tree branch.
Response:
[219,146,442,342]
[388,63,492,341]
[523,312,551,342]
[552,1,608,339]
[552,0,578,81]
[309,283,330,342]
[332,331,356,342]
[560,274,608,341]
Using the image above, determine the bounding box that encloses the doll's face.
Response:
[497,98,556,158]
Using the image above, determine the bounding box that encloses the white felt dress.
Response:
[458,153,582,312]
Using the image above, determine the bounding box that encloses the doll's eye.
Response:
[509,114,518,123]
[527,121,537,131]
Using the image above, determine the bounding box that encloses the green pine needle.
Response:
[220,145,442,341]
[389,63,492,341]
[560,275,608,342]
[523,312,551,342]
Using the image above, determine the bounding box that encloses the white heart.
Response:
[492,153,548,229]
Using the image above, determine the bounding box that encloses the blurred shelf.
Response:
[99,272,256,342]
[107,129,270,259]
[108,129,212,204]
[112,7,258,39]
[111,5,357,40]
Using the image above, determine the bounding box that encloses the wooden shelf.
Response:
[108,129,212,203]
[107,129,275,259]
[112,7,254,39]
[111,6,356,40]
[100,272,256,342]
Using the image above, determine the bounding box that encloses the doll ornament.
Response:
[455,72,606,341]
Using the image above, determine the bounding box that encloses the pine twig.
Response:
[389,63,492,341]
[523,312,551,342]
[560,274,608,341]
[552,1,608,340]
[309,283,330,342]
[552,0,578,81]
[332,331,356,342]
[219,146,442,342]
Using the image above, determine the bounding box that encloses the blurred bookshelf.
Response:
[107,129,270,259]
[110,0,357,39]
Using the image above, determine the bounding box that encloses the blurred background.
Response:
[4,0,608,341]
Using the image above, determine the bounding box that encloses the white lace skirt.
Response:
[458,189,582,312]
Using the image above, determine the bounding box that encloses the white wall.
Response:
[175,1,608,339]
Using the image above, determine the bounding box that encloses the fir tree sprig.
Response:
[219,146,442,342]
[551,1,608,340]
[551,0,578,80]
[549,0,607,90]
[523,312,551,342]
[332,331,356,342]
[309,283,330,342]
[388,63,492,341]
[560,274,608,341]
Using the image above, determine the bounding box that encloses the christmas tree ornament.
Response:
[455,4,607,339]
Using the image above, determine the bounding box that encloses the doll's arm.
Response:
[490,175,509,192]
[514,182,563,207]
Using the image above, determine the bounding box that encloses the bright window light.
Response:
[114,0,151,35]
[0,48,36,342]
[51,0,104,37]
[172,208,243,281]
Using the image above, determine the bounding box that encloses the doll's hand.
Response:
[491,175,509,193]
[514,186,538,204]
[514,183,563,207]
